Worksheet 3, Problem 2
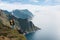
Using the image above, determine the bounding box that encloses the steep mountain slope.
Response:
[0,21,26,40]
[0,10,26,40]
[0,10,10,27]
[18,18,40,33]
[3,9,40,33]
[0,9,40,35]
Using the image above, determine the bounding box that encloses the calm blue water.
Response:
[25,30,57,40]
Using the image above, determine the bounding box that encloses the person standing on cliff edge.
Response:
[10,18,15,29]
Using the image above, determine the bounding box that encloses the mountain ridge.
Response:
[0,9,40,40]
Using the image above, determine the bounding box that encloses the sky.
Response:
[0,0,60,38]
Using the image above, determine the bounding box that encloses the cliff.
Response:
[0,9,40,40]
[0,10,26,40]
[3,9,40,33]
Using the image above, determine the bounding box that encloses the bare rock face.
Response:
[0,10,10,27]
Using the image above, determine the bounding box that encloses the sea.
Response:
[25,30,58,40]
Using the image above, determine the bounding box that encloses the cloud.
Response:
[1,0,21,2]
[29,0,39,2]
[54,0,60,2]
[44,0,51,3]
[0,0,60,5]
[45,0,60,3]
[2,0,39,3]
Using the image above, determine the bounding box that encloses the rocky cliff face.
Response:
[0,9,40,40]
[0,10,26,40]
[4,9,40,31]
[18,18,40,33]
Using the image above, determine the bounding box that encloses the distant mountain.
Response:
[12,9,33,20]
[0,9,40,34]
[3,10,11,15]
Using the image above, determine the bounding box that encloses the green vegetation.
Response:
[0,13,26,40]
[0,21,26,40]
